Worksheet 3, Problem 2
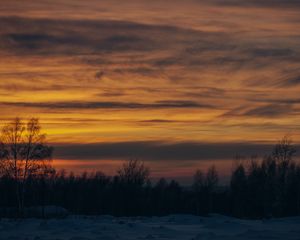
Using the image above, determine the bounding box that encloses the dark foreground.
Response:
[1,214,300,240]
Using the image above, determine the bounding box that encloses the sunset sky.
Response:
[1,0,300,182]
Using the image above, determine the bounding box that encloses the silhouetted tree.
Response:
[193,169,205,192]
[229,136,299,218]
[192,166,219,215]
[205,166,218,191]
[0,118,53,216]
[0,129,298,219]
[118,159,149,186]
[153,178,168,215]
[272,135,296,164]
[230,163,247,217]
[205,166,218,213]
[272,136,296,215]
[193,169,205,215]
[117,159,149,215]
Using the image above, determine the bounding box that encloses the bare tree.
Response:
[193,166,218,191]
[272,135,296,164]
[271,135,296,215]
[230,163,247,217]
[205,166,219,191]
[0,118,53,215]
[117,159,149,186]
[193,169,205,192]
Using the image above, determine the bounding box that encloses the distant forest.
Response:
[0,118,300,219]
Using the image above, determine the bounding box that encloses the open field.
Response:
[1,214,300,240]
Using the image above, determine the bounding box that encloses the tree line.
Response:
[0,118,299,218]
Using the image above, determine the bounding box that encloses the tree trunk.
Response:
[15,181,22,217]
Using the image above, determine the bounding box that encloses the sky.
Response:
[0,0,300,183]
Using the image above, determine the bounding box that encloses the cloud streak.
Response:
[54,141,295,161]
[0,16,203,56]
[0,100,215,110]
[223,104,298,118]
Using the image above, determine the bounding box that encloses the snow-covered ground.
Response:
[1,214,300,240]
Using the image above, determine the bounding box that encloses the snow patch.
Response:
[0,215,300,240]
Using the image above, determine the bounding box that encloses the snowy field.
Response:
[1,214,300,240]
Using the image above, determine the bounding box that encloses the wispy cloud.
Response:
[0,0,300,172]
[223,104,297,118]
